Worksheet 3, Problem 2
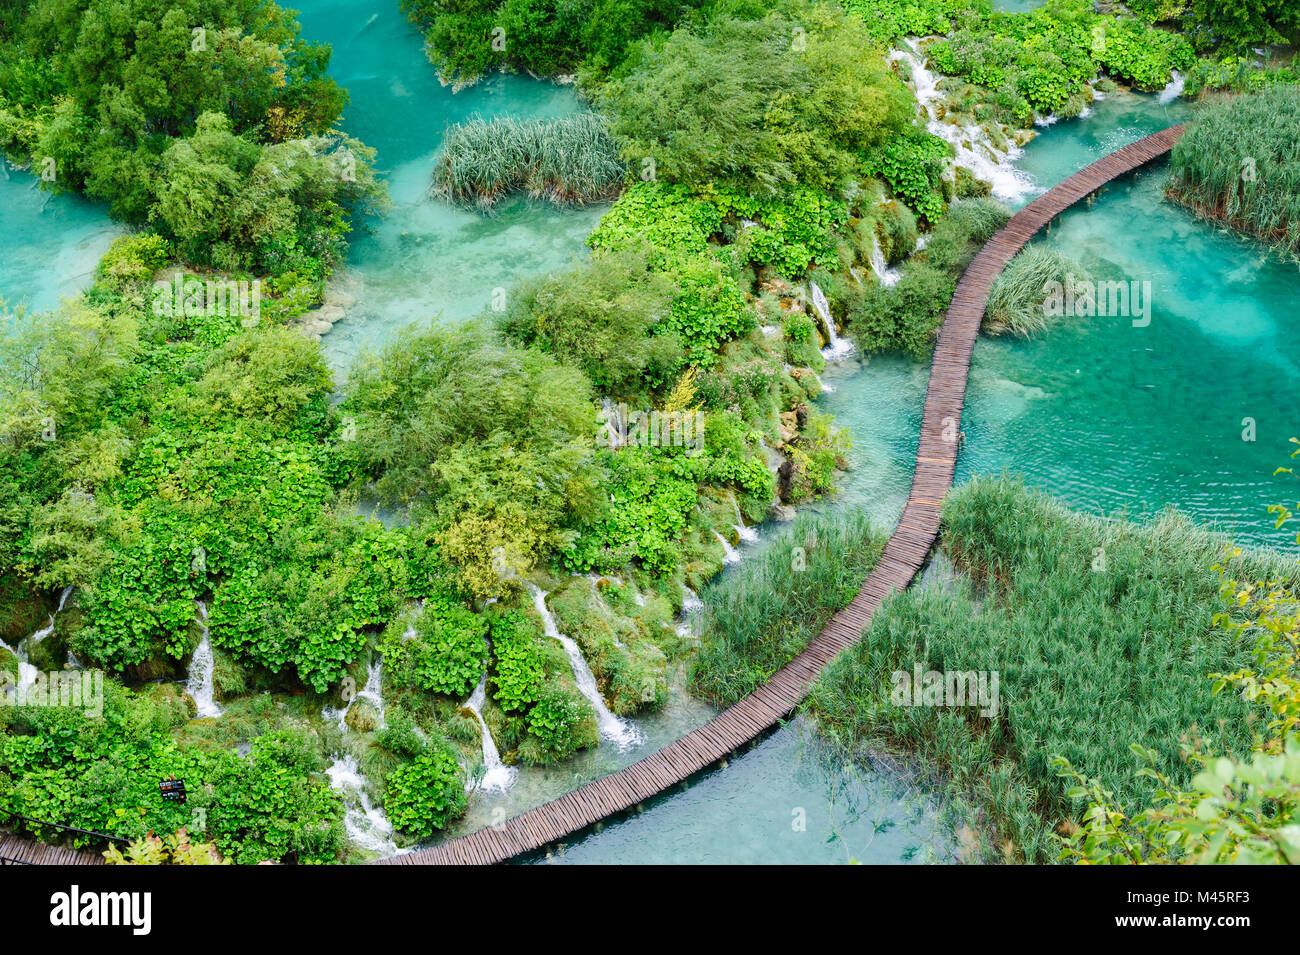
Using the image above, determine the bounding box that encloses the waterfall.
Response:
[868,232,902,288]
[326,754,400,856]
[323,654,401,857]
[598,397,625,450]
[1158,70,1185,105]
[811,281,854,361]
[731,496,758,544]
[713,530,742,565]
[524,582,641,748]
[185,600,223,718]
[892,39,1036,204]
[464,671,517,792]
[328,658,386,731]
[1,585,75,695]
[676,585,705,640]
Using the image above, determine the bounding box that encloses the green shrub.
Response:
[384,747,468,838]
[596,1,913,194]
[497,244,682,399]
[519,682,600,763]
[488,608,546,713]
[381,594,489,697]
[95,234,171,290]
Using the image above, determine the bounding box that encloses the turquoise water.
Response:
[960,92,1300,547]
[289,0,606,373]
[0,162,122,313]
[519,717,955,865]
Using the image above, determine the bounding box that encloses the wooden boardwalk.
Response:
[380,124,1186,866]
[0,832,104,865]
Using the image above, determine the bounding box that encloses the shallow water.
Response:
[0,163,122,313]
[960,92,1300,547]
[517,716,955,865]
[289,0,607,374]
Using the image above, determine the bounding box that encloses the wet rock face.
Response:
[345,697,381,733]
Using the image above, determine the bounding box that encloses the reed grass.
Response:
[984,245,1091,337]
[688,508,887,707]
[432,113,626,210]
[1167,83,1300,255]
[808,475,1298,862]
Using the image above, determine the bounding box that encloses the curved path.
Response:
[382,124,1187,866]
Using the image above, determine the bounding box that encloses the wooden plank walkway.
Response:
[379,124,1186,866]
[0,832,104,865]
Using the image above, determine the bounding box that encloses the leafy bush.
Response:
[341,322,603,597]
[496,244,682,399]
[384,747,468,838]
[401,0,704,83]
[96,234,171,291]
[864,131,951,222]
[488,609,546,713]
[0,0,377,276]
[565,447,700,576]
[1,686,343,864]
[596,1,913,194]
[381,593,489,697]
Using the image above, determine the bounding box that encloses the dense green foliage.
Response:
[433,112,625,209]
[0,0,384,277]
[0,683,342,863]
[400,0,706,84]
[596,2,913,194]
[1130,0,1300,55]
[690,509,887,706]
[848,197,1009,358]
[1167,83,1300,256]
[381,593,488,697]
[341,322,603,598]
[496,245,681,401]
[383,746,467,838]
[926,0,1194,119]
[810,476,1290,863]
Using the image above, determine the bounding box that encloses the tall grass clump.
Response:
[433,113,626,210]
[689,508,887,707]
[808,475,1300,863]
[984,245,1091,337]
[1167,83,1300,256]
